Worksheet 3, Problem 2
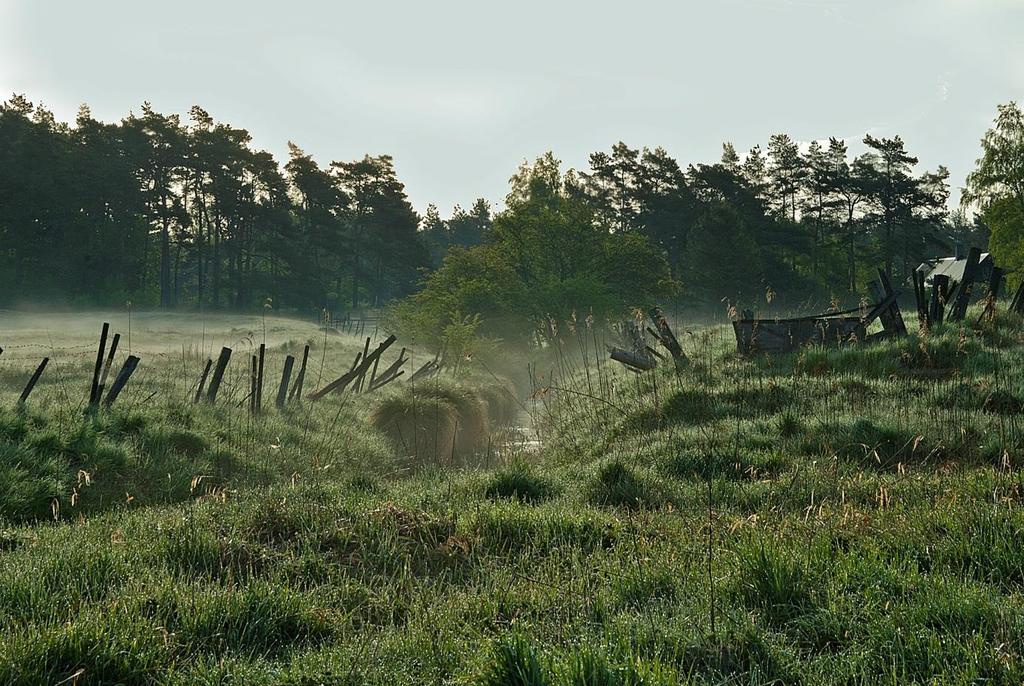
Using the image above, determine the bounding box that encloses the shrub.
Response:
[588,460,662,510]
[370,391,457,463]
[484,461,556,504]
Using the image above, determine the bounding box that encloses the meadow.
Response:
[1,307,1024,684]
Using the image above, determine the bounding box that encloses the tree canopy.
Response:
[1,92,1000,336]
[964,102,1024,284]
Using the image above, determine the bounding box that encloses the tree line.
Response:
[0,95,487,310]
[2,93,1010,328]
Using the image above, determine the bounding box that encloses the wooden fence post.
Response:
[255,344,265,413]
[979,266,1005,322]
[89,322,110,406]
[276,355,295,409]
[289,345,310,402]
[96,333,121,401]
[912,271,929,328]
[250,355,258,415]
[308,335,397,401]
[1011,280,1024,315]
[931,274,949,325]
[356,337,370,392]
[648,306,689,369]
[19,358,49,404]
[206,347,232,404]
[193,359,213,404]
[103,356,140,408]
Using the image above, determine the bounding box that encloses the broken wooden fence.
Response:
[609,307,689,372]
[733,270,907,355]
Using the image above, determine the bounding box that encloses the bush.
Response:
[484,461,556,504]
[588,460,663,510]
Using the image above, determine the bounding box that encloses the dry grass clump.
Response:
[416,382,490,455]
[371,379,515,462]
[477,378,520,427]
[369,391,458,463]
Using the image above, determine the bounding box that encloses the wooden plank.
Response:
[409,358,441,383]
[371,349,407,388]
[206,347,232,403]
[276,355,295,409]
[867,272,906,337]
[989,266,1005,301]
[867,280,894,333]
[103,356,140,408]
[19,358,49,403]
[877,269,908,336]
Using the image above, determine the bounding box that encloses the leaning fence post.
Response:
[103,356,140,408]
[1011,280,1024,315]
[193,359,213,404]
[89,322,110,406]
[289,345,310,402]
[96,333,121,402]
[19,358,49,404]
[206,347,232,404]
[978,266,1005,323]
[276,355,295,409]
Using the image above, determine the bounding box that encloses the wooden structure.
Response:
[732,269,906,355]
[911,248,1009,326]
[608,308,689,373]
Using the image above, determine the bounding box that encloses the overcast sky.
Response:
[1,0,1020,214]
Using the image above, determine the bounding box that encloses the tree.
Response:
[721,142,740,172]
[420,203,449,266]
[122,103,188,307]
[448,199,491,248]
[395,153,675,345]
[964,102,1024,281]
[766,134,805,221]
[858,135,948,279]
[581,144,696,276]
[332,155,425,307]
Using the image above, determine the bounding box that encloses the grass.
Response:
[2,306,1024,683]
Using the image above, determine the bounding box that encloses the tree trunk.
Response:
[159,213,171,308]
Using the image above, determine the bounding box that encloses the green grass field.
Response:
[2,307,1024,684]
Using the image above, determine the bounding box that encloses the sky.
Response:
[1,0,1021,214]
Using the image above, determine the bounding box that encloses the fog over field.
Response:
[2,1,1024,684]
